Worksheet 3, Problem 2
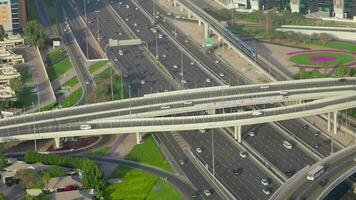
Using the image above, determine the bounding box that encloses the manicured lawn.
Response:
[46,48,73,81]
[62,77,79,88]
[44,0,59,34]
[88,68,126,103]
[91,146,111,156]
[125,134,172,172]
[104,166,183,200]
[60,88,82,108]
[289,52,354,66]
[89,61,108,73]
[308,40,356,52]
[27,0,40,21]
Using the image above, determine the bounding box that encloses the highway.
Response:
[272,145,356,200]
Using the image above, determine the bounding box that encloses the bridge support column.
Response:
[327,112,331,132]
[173,0,176,7]
[198,19,202,26]
[179,5,183,12]
[333,111,338,134]
[54,137,61,149]
[188,11,191,19]
[207,109,215,115]
[136,132,142,144]
[204,23,209,40]
[234,125,242,143]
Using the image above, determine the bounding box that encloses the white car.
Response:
[262,188,271,195]
[260,85,270,89]
[239,151,248,158]
[173,64,178,69]
[190,61,195,66]
[252,111,263,116]
[162,54,167,58]
[179,159,185,165]
[205,78,211,83]
[283,140,293,149]
[195,147,203,153]
[133,23,138,27]
[279,90,288,95]
[215,60,220,64]
[158,34,163,39]
[181,79,187,84]
[118,50,123,56]
[136,29,140,33]
[219,72,224,77]
[141,80,146,85]
[125,18,129,22]
[185,40,189,43]
[248,131,255,137]
[203,189,211,197]
[261,178,269,186]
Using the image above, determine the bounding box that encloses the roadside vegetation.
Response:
[126,134,172,172]
[45,48,73,81]
[104,166,183,200]
[44,0,59,35]
[24,20,47,48]
[88,67,127,103]
[27,0,40,21]
[25,152,104,199]
[89,61,108,73]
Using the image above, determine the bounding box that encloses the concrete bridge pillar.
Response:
[327,112,331,132]
[207,109,216,115]
[173,0,177,7]
[180,5,183,12]
[188,11,191,19]
[234,125,242,143]
[204,23,209,40]
[136,132,142,144]
[198,19,202,26]
[333,111,338,134]
[54,137,61,149]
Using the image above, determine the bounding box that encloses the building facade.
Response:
[0,0,26,34]
[214,0,356,19]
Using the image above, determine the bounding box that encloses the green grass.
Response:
[125,134,172,172]
[27,0,40,21]
[289,52,355,66]
[62,77,79,88]
[308,40,356,52]
[46,48,73,81]
[88,68,127,103]
[89,61,108,73]
[104,166,183,200]
[60,88,82,108]
[91,146,111,156]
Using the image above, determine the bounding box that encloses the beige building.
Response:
[0,0,26,34]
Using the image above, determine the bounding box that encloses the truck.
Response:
[307,165,324,181]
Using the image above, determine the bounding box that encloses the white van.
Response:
[160,105,170,110]
[80,124,92,130]
[252,111,262,116]
[279,91,288,95]
[199,129,206,133]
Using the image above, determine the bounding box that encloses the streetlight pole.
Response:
[180,47,184,83]
[32,102,37,152]
[95,10,100,40]
[84,0,87,22]
[212,129,215,179]
[110,65,114,101]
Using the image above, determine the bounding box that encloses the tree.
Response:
[42,172,50,191]
[0,193,7,200]
[15,169,42,189]
[23,20,47,48]
[0,145,6,170]
[0,25,7,41]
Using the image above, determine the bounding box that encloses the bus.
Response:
[307,165,324,181]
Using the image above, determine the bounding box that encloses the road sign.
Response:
[118,39,142,46]
[206,38,213,47]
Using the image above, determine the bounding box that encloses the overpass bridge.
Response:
[0,78,355,147]
[271,144,356,200]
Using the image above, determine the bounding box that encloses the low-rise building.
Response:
[4,161,49,173]
[44,175,82,193]
[49,190,93,200]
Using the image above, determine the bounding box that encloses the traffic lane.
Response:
[138,0,243,86]
[112,1,217,88]
[325,178,356,200]
[181,129,280,200]
[76,0,170,95]
[63,0,102,59]
[243,124,316,176]
[157,132,222,200]
[291,156,356,199]
[279,119,340,157]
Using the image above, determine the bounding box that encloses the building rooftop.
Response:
[49,190,92,200]
[46,175,82,191]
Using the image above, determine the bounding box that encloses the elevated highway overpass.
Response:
[271,144,356,200]
[0,78,355,146]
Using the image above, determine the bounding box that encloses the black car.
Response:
[190,191,199,199]
[319,179,328,187]
[285,169,297,177]
[232,167,243,176]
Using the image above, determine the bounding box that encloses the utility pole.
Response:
[110,64,114,101]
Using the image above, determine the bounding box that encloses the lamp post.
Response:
[95,10,100,41]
